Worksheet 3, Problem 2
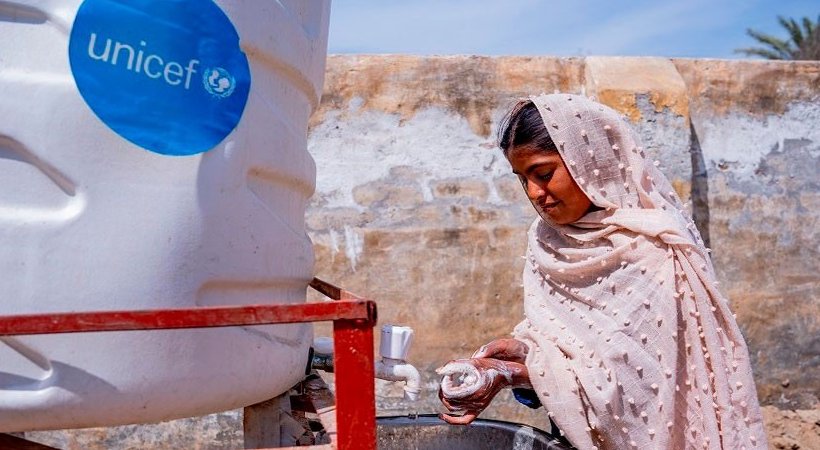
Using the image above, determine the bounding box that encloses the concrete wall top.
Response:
[313,55,819,131]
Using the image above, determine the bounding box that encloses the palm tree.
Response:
[735,15,820,60]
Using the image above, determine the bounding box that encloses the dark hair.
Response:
[497,100,556,156]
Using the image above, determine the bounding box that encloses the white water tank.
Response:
[0,0,330,431]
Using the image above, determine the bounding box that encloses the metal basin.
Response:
[377,415,574,450]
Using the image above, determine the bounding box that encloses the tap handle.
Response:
[380,324,414,360]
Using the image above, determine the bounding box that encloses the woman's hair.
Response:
[497,100,556,156]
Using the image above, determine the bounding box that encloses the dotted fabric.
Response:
[512,94,767,450]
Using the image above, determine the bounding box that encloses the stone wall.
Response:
[307,56,820,423]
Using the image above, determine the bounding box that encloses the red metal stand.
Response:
[333,319,376,448]
[0,278,377,450]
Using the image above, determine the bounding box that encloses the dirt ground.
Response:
[761,406,820,450]
[17,404,820,449]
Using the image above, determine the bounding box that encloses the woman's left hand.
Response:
[471,338,529,364]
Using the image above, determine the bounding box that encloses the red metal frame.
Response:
[0,286,377,450]
[333,319,376,448]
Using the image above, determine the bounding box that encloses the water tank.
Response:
[0,0,329,431]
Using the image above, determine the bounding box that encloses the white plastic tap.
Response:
[374,325,421,401]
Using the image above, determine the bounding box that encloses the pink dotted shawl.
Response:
[511,94,766,449]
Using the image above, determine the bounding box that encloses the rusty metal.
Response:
[0,277,377,450]
[309,277,364,301]
[0,300,375,336]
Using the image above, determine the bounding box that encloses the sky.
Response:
[327,0,818,59]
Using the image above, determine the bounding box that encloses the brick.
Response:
[352,179,424,208]
[431,178,489,201]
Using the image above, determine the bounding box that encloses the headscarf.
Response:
[511,93,766,450]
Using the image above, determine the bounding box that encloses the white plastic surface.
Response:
[0,0,330,431]
[313,336,334,355]
[379,325,415,361]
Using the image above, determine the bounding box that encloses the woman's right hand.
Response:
[471,338,529,364]
[438,358,529,425]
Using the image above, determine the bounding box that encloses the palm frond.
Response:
[746,28,794,58]
[734,47,785,60]
[795,18,820,60]
[737,15,820,61]
[801,16,816,38]
[778,16,804,47]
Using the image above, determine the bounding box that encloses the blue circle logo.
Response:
[68,0,251,156]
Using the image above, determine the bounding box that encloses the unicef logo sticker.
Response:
[68,0,251,156]
[204,67,236,98]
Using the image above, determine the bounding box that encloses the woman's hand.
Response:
[437,358,529,425]
[471,338,529,364]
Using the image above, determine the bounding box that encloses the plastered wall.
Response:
[307,56,820,419]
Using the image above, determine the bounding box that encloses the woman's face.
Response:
[508,143,592,225]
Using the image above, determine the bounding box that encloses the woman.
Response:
[438,94,767,449]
